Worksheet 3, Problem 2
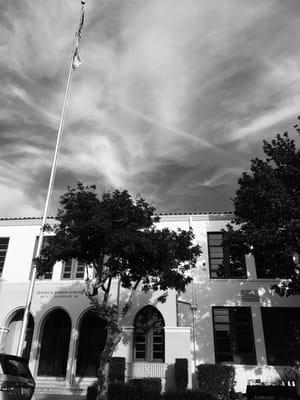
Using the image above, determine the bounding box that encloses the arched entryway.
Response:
[76,310,107,377]
[38,308,71,377]
[4,309,34,361]
[134,305,165,362]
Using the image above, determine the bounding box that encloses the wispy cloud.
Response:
[0,0,300,216]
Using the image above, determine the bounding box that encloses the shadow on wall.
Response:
[165,363,175,392]
[178,273,300,393]
[177,277,266,387]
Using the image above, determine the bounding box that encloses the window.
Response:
[261,307,300,365]
[4,310,34,361]
[254,249,292,279]
[208,232,246,278]
[0,237,9,277]
[61,259,85,280]
[213,307,256,364]
[134,306,165,362]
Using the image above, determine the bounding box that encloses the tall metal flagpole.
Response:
[17,1,86,357]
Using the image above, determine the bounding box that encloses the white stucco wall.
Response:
[0,215,299,394]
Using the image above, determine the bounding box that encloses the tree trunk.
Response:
[96,323,122,400]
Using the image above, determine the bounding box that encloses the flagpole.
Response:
[17,1,86,358]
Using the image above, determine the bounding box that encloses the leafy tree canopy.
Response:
[226,129,300,296]
[37,182,201,298]
[36,183,201,399]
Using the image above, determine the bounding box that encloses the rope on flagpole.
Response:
[17,1,86,357]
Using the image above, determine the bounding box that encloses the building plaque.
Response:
[241,289,260,302]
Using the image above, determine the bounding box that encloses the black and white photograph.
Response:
[0,1,299,399]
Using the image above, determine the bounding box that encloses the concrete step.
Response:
[35,395,85,400]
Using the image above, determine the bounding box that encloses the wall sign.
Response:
[36,290,84,299]
[241,289,260,302]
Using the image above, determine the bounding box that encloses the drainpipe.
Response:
[177,297,197,388]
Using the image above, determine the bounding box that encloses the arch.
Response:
[37,308,71,377]
[133,305,165,362]
[76,309,107,377]
[4,308,34,361]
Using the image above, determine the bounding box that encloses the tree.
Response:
[225,127,300,296]
[37,183,201,400]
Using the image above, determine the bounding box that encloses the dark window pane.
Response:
[38,237,53,280]
[216,353,233,362]
[62,260,72,279]
[134,306,165,362]
[213,307,256,365]
[75,262,85,279]
[262,308,300,365]
[208,233,246,279]
[61,259,85,280]
[136,353,146,359]
[0,237,9,277]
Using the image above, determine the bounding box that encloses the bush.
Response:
[86,383,98,400]
[108,378,162,400]
[129,378,162,400]
[197,364,235,400]
[109,357,126,383]
[163,390,217,400]
[175,358,188,392]
[108,382,130,400]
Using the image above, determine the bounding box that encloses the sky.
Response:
[0,0,300,217]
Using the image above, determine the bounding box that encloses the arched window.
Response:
[5,310,34,361]
[76,311,107,377]
[38,309,71,377]
[134,306,165,362]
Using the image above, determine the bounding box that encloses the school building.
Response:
[0,213,299,396]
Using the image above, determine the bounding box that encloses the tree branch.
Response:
[103,276,112,304]
[120,279,141,320]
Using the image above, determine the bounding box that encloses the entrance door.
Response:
[38,309,71,377]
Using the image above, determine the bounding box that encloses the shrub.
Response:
[109,357,126,383]
[108,382,130,400]
[129,378,162,400]
[108,378,162,400]
[86,383,98,400]
[197,364,235,400]
[175,358,188,392]
[163,390,217,400]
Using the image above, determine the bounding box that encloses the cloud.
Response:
[0,0,300,216]
[231,100,300,142]
[0,184,39,217]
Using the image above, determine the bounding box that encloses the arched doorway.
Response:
[4,309,34,361]
[134,305,165,362]
[76,310,107,377]
[38,309,71,377]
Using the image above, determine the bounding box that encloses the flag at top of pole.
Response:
[72,1,86,69]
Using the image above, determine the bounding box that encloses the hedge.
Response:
[108,378,162,400]
[163,390,217,400]
[109,357,126,383]
[197,364,235,400]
